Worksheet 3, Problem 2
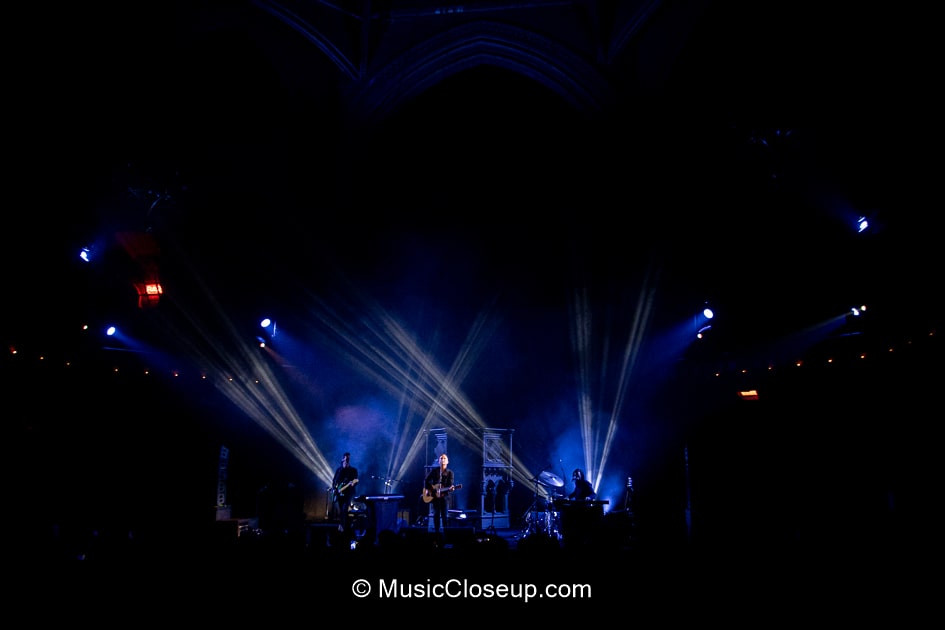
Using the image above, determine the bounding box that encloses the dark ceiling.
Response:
[9,0,940,342]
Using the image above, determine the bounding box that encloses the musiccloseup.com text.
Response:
[350,577,592,602]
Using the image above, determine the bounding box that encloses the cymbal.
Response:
[538,470,564,488]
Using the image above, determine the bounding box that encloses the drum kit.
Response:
[522,469,565,539]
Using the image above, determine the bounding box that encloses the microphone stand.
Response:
[483,480,497,536]
[370,475,404,495]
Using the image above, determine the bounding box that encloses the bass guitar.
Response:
[422,483,463,503]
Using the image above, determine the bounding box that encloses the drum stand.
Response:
[520,478,544,534]
[518,469,565,538]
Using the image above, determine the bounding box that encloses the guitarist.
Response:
[423,453,456,537]
[331,452,359,539]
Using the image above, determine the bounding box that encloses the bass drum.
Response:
[524,508,560,538]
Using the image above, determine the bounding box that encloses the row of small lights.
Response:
[7,326,935,387]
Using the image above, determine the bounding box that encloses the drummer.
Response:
[568,469,597,501]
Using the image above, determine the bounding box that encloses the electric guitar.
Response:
[422,483,462,503]
[333,478,359,499]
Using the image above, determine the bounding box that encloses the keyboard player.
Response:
[568,468,597,501]
[560,469,600,548]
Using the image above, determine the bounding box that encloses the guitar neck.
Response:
[433,483,462,494]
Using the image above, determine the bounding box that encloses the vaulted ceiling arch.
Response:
[344,21,616,127]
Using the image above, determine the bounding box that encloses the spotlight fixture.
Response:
[259,317,277,340]
[696,303,715,339]
[78,239,107,263]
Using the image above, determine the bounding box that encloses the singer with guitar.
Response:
[423,453,459,537]
[331,452,359,539]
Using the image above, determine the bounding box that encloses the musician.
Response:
[331,452,359,538]
[424,454,456,536]
[561,468,600,548]
[568,468,597,501]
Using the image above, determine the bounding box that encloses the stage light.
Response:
[695,304,715,339]
[106,326,117,336]
[847,304,868,320]
[857,216,869,233]
[78,240,106,263]
[258,317,277,341]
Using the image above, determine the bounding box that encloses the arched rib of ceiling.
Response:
[345,21,616,127]
[253,0,360,80]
